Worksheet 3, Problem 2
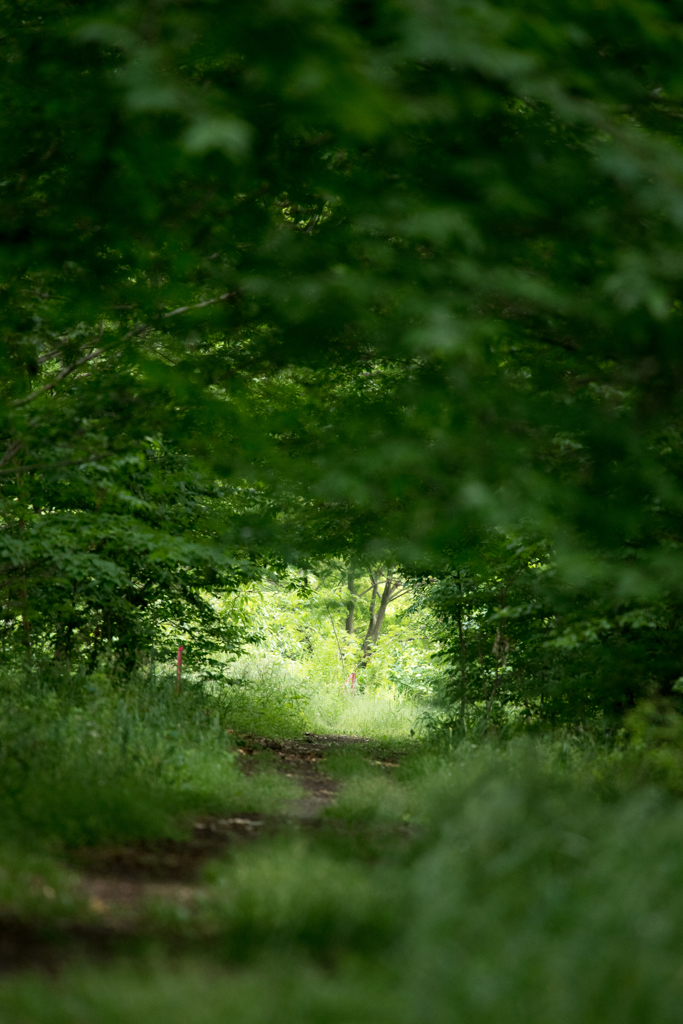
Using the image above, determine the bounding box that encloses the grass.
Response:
[0,960,399,1024]
[5,663,683,1022]
[5,741,683,1022]
[197,838,404,960]
[0,662,299,850]
[221,652,420,739]
[0,844,83,920]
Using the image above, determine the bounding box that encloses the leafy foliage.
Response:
[417,535,683,726]
[0,440,260,666]
[4,1,683,697]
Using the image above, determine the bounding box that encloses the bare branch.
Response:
[161,291,238,320]
[535,336,579,354]
[120,290,238,340]
[37,346,63,366]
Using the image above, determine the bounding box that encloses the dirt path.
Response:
[234,732,371,819]
[0,733,381,973]
[73,732,371,895]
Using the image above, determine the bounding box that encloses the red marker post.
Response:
[176,645,184,695]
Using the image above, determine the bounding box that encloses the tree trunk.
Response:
[358,571,401,668]
[345,571,356,634]
[485,627,510,715]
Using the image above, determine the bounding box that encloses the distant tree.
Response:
[347,568,405,662]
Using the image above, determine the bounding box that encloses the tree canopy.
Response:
[3,0,683,718]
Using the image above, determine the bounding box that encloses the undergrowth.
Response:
[0,661,298,850]
[220,653,419,739]
[7,736,683,1022]
[5,663,683,1022]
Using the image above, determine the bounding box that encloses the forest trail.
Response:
[0,733,402,975]
[233,732,372,819]
[74,735,371,913]
[75,733,374,890]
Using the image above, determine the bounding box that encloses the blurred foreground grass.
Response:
[3,667,683,1021]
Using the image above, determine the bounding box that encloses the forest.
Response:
[3,0,683,1019]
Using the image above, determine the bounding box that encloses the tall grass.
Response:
[0,961,398,1024]
[0,661,298,849]
[403,737,683,1024]
[214,655,309,737]
[221,647,419,739]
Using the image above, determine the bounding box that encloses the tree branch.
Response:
[160,290,239,321]
[120,290,238,340]
[37,346,63,366]
[11,345,104,408]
